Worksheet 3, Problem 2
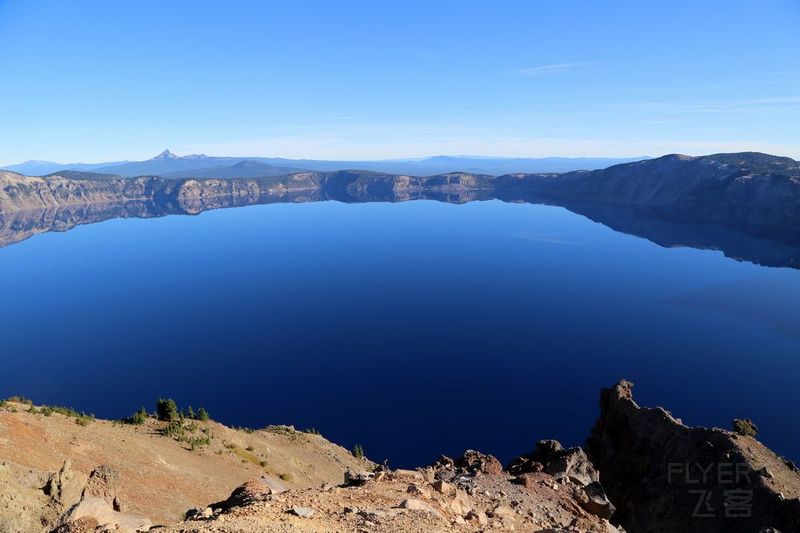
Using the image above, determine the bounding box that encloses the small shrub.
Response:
[48,406,79,418]
[8,396,33,406]
[40,406,54,417]
[265,425,295,437]
[259,460,268,468]
[197,407,209,421]
[303,427,321,435]
[279,472,292,481]
[156,398,179,422]
[185,406,195,419]
[128,407,148,425]
[246,445,254,452]
[189,436,210,451]
[352,444,364,459]
[733,418,758,438]
[75,413,94,426]
[162,420,185,437]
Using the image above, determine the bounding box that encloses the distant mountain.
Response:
[361,155,649,175]
[92,150,230,177]
[2,150,647,178]
[237,155,648,176]
[2,159,129,176]
[161,159,308,179]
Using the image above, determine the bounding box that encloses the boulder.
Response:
[448,489,473,516]
[544,446,599,487]
[489,504,516,522]
[573,481,615,519]
[432,479,455,496]
[465,509,488,525]
[513,473,539,490]
[509,440,598,487]
[211,479,275,512]
[455,450,504,475]
[57,497,151,532]
[344,469,374,486]
[259,474,288,494]
[406,483,429,498]
[289,507,315,518]
[398,498,444,519]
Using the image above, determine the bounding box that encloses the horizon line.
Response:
[4,150,799,168]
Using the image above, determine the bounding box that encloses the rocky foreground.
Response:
[1,382,798,533]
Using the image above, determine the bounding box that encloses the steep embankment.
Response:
[0,401,368,531]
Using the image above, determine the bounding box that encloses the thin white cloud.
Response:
[516,62,596,76]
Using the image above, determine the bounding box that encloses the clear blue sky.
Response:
[1,0,798,164]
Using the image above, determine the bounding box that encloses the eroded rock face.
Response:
[587,380,800,533]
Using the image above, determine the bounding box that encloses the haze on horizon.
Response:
[0,0,798,166]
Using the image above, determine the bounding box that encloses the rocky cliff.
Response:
[2,382,798,532]
[587,380,800,533]
[0,170,493,215]
[498,152,800,230]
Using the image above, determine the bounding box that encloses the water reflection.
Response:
[1,190,798,269]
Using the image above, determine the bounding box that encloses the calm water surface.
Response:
[1,200,799,466]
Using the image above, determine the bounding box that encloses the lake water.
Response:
[1,198,799,467]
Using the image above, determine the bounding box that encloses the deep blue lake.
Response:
[1,199,799,467]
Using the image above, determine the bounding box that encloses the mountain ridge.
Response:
[2,151,648,178]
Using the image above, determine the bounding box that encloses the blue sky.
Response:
[0,0,798,164]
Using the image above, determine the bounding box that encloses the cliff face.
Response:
[499,152,800,229]
[587,381,800,533]
[0,171,155,212]
[0,170,492,214]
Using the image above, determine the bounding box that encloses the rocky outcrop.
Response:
[0,459,149,533]
[587,380,800,533]
[176,452,622,532]
[508,440,616,520]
